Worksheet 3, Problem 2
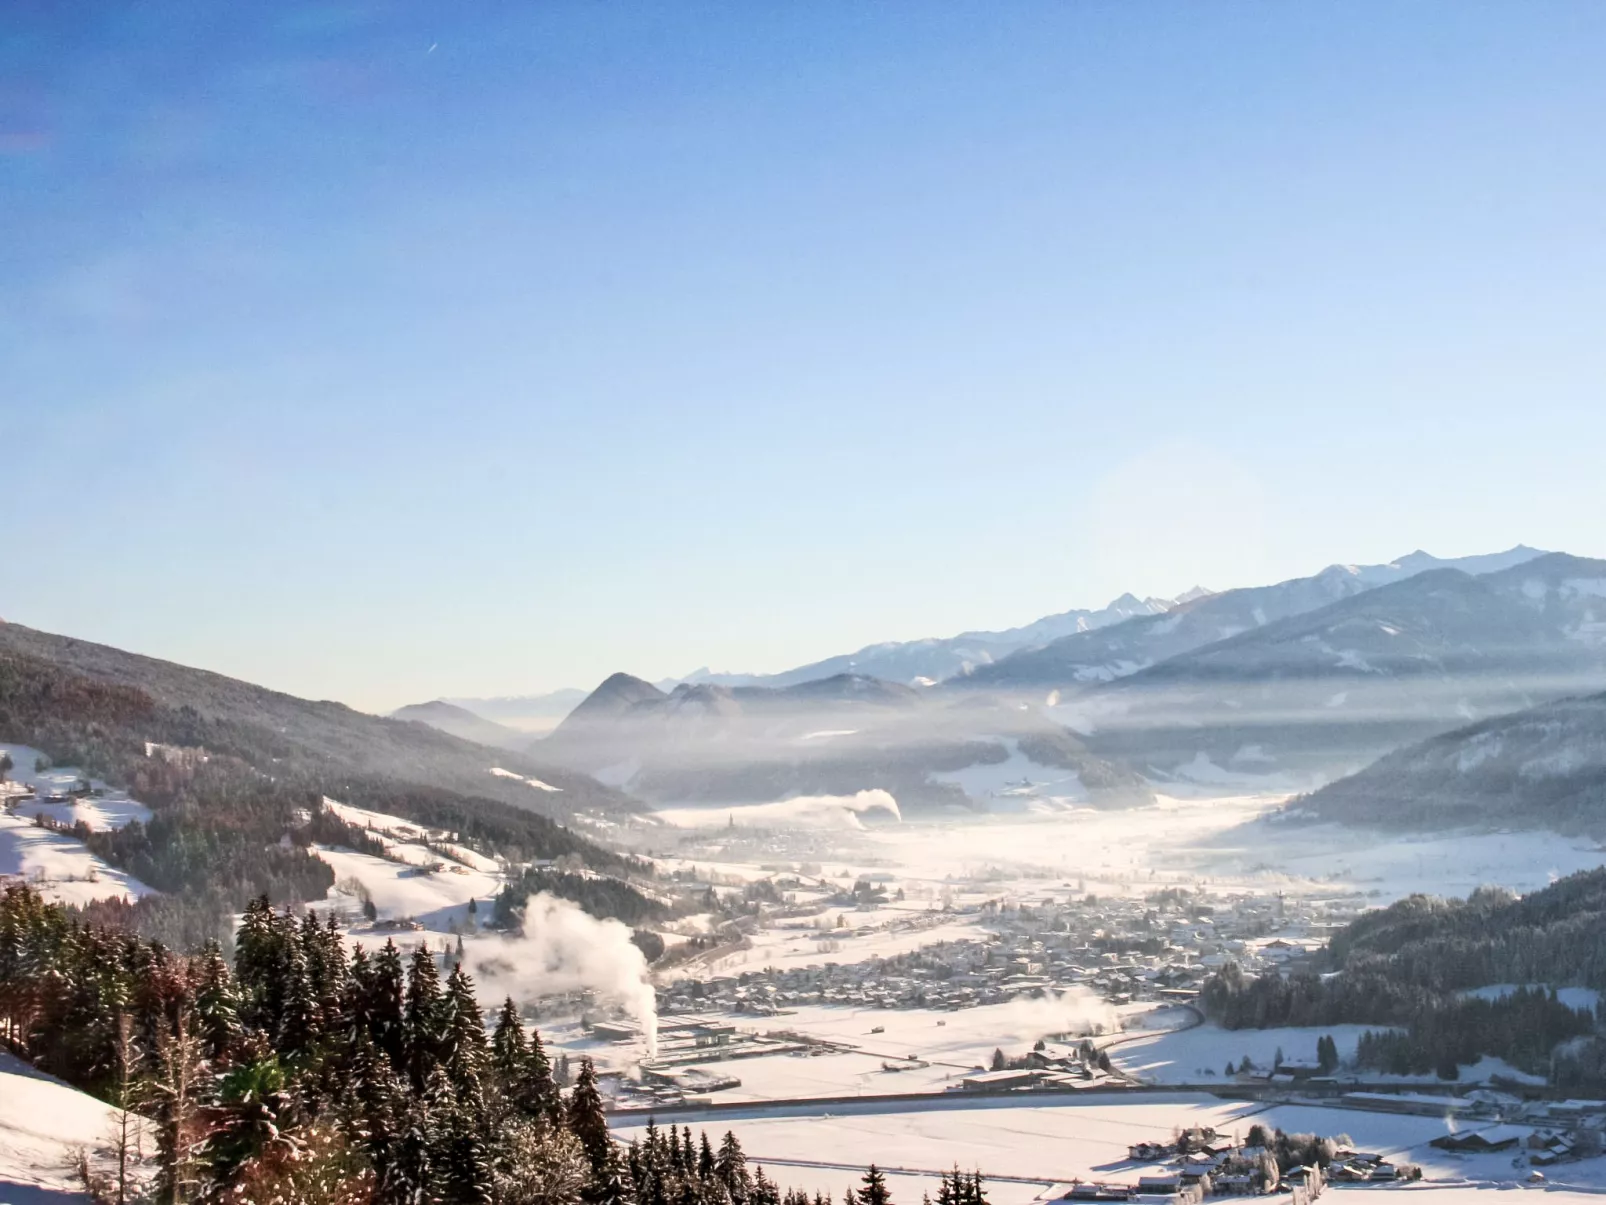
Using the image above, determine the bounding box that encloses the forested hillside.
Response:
[0,645,641,946]
[0,622,641,821]
[1200,869,1606,1083]
[1300,690,1606,831]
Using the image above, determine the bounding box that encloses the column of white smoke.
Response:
[474,893,659,1057]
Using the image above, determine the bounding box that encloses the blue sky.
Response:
[5,2,1605,710]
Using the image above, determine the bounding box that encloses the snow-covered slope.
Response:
[0,1051,151,1204]
[0,743,157,906]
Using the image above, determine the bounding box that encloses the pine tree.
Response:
[278,936,319,1057]
[391,1090,435,1205]
[592,1139,639,1205]
[350,1032,405,1197]
[860,1166,891,1205]
[440,965,488,1103]
[568,1057,613,1181]
[193,940,240,1064]
[429,1064,493,1205]
[406,944,443,1092]
[370,940,408,1073]
[716,1131,751,1205]
[491,996,530,1119]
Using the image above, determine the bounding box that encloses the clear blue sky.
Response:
[5,2,1604,711]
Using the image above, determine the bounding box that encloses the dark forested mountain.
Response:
[0,622,640,821]
[1298,689,1606,831]
[390,700,529,752]
[539,672,1152,812]
[1054,553,1606,784]
[958,546,1547,693]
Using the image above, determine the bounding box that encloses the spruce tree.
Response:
[193,940,240,1064]
[370,941,407,1073]
[440,965,488,1103]
[716,1131,751,1205]
[569,1057,614,1181]
[859,1166,891,1205]
[429,1064,494,1205]
[405,944,443,1091]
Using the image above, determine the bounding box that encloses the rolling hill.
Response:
[390,699,529,751]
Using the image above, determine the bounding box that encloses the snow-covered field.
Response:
[0,743,158,907]
[1111,1023,1381,1084]
[0,1052,151,1205]
[616,1093,1606,1202]
[0,813,157,906]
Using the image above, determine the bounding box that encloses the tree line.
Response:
[1199,868,1606,1082]
[0,883,987,1205]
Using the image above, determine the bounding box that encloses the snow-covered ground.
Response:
[616,1093,1606,1202]
[0,814,156,907]
[929,739,1089,811]
[1110,1023,1382,1084]
[0,1051,152,1205]
[0,744,158,907]
[1463,984,1602,1013]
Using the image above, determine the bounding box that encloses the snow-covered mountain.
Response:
[664,589,1211,691]
[1067,553,1606,783]
[959,546,1549,692]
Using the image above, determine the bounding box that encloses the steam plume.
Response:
[474,893,659,1057]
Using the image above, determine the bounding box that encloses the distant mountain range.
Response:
[538,670,1153,813]
[958,546,1549,692]
[664,587,1214,690]
[390,542,1606,822]
[1063,552,1606,782]
[416,547,1547,733]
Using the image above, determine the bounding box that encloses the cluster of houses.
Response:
[655,882,1351,1021]
[1428,1098,1606,1168]
[1097,1129,1415,1203]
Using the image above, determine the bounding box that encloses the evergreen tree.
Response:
[860,1166,891,1205]
[440,965,488,1103]
[716,1131,751,1205]
[569,1057,613,1181]
[370,940,408,1073]
[193,940,240,1064]
[405,944,443,1092]
[429,1064,494,1205]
